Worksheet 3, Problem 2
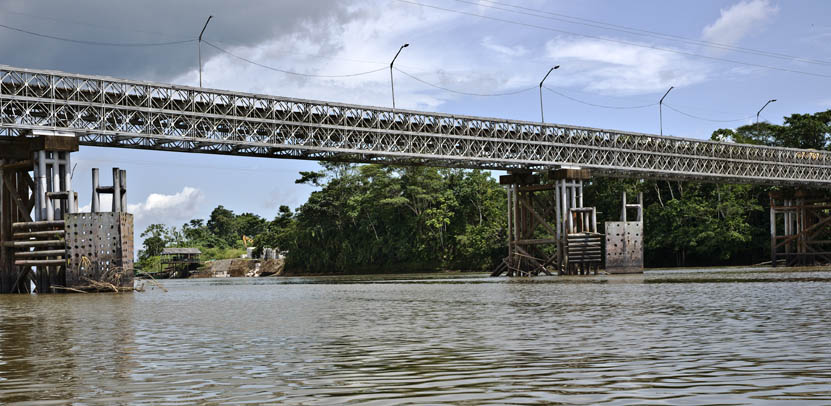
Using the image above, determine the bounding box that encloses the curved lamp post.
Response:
[659,86,674,136]
[198,15,213,88]
[390,43,409,109]
[539,65,559,123]
[757,99,777,123]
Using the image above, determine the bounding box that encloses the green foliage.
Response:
[279,165,506,273]
[136,254,161,273]
[712,109,831,149]
[139,223,167,259]
[642,183,762,265]
[206,205,238,247]
[199,247,247,262]
[138,205,271,264]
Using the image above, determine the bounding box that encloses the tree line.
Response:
[138,109,831,272]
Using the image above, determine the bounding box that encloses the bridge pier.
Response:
[770,190,831,267]
[492,168,602,276]
[605,192,644,274]
[1,133,134,293]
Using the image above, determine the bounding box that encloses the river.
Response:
[1,267,830,405]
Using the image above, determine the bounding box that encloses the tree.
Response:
[236,212,267,239]
[139,223,169,259]
[206,205,237,247]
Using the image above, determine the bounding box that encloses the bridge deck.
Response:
[1,65,829,186]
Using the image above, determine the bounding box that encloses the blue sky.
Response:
[2,0,830,246]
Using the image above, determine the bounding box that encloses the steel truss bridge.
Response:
[1,65,830,186]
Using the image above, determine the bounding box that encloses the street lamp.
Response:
[539,65,559,123]
[757,99,777,123]
[659,86,674,136]
[390,43,409,109]
[198,15,213,88]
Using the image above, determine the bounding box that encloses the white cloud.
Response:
[171,1,531,112]
[128,187,204,224]
[167,0,761,116]
[79,186,204,225]
[481,36,529,57]
[544,38,710,94]
[702,0,778,46]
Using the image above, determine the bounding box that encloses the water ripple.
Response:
[1,269,830,404]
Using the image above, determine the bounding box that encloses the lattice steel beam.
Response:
[2,64,830,186]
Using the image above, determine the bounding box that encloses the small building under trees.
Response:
[160,248,202,278]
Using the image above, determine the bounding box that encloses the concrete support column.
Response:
[38,151,53,221]
[32,153,42,221]
[112,167,121,212]
[64,152,74,214]
[92,168,100,213]
[0,158,5,292]
[119,169,127,211]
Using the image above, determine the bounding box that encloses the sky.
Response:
[1,0,830,249]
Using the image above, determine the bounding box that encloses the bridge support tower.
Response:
[492,168,602,276]
[1,133,134,293]
[605,192,644,274]
[770,190,831,267]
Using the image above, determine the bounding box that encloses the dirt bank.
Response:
[201,258,285,277]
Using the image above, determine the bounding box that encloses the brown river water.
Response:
[1,267,830,405]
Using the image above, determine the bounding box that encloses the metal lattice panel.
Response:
[2,65,830,186]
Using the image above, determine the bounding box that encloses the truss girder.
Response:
[2,65,830,186]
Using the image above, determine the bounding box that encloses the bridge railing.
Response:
[2,65,830,186]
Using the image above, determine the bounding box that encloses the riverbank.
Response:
[197,258,285,278]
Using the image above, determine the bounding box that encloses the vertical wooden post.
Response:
[508,186,515,275]
[770,195,777,267]
[557,179,568,274]
[0,158,6,293]
[33,153,41,221]
[38,151,51,221]
[52,152,61,219]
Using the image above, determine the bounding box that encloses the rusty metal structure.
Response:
[65,211,134,289]
[605,192,644,274]
[0,130,132,293]
[769,190,831,267]
[3,65,831,186]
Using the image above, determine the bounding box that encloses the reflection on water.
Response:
[1,267,831,404]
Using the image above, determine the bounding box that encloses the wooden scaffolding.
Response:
[1,132,78,293]
[770,190,831,267]
[1,132,134,293]
[492,168,602,276]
